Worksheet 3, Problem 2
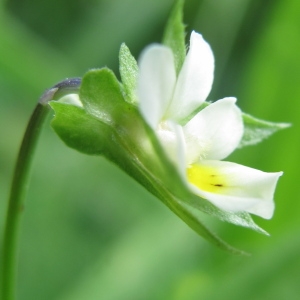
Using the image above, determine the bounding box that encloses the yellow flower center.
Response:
[186,164,227,194]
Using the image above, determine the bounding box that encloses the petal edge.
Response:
[138,45,176,129]
[167,31,215,121]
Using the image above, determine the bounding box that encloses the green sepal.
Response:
[162,0,186,75]
[119,43,138,104]
[50,68,267,254]
[238,113,291,148]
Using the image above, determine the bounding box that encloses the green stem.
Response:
[2,103,50,300]
[1,78,81,300]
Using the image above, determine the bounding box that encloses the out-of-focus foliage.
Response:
[0,0,299,299]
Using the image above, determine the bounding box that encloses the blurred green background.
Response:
[0,0,299,299]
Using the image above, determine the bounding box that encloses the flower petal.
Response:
[183,97,243,163]
[138,45,176,129]
[187,160,283,219]
[157,121,186,178]
[58,94,83,107]
[166,31,215,121]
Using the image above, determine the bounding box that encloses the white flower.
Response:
[137,31,282,219]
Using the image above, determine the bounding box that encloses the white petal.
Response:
[157,121,186,178]
[187,160,283,219]
[166,31,214,121]
[183,97,243,163]
[58,94,83,107]
[138,45,176,129]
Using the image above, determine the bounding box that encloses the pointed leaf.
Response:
[239,113,291,148]
[162,0,186,75]
[119,43,138,104]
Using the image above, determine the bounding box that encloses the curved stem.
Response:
[1,78,81,300]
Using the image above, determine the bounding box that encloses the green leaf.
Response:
[50,68,267,254]
[119,43,138,104]
[162,0,186,75]
[239,113,291,148]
